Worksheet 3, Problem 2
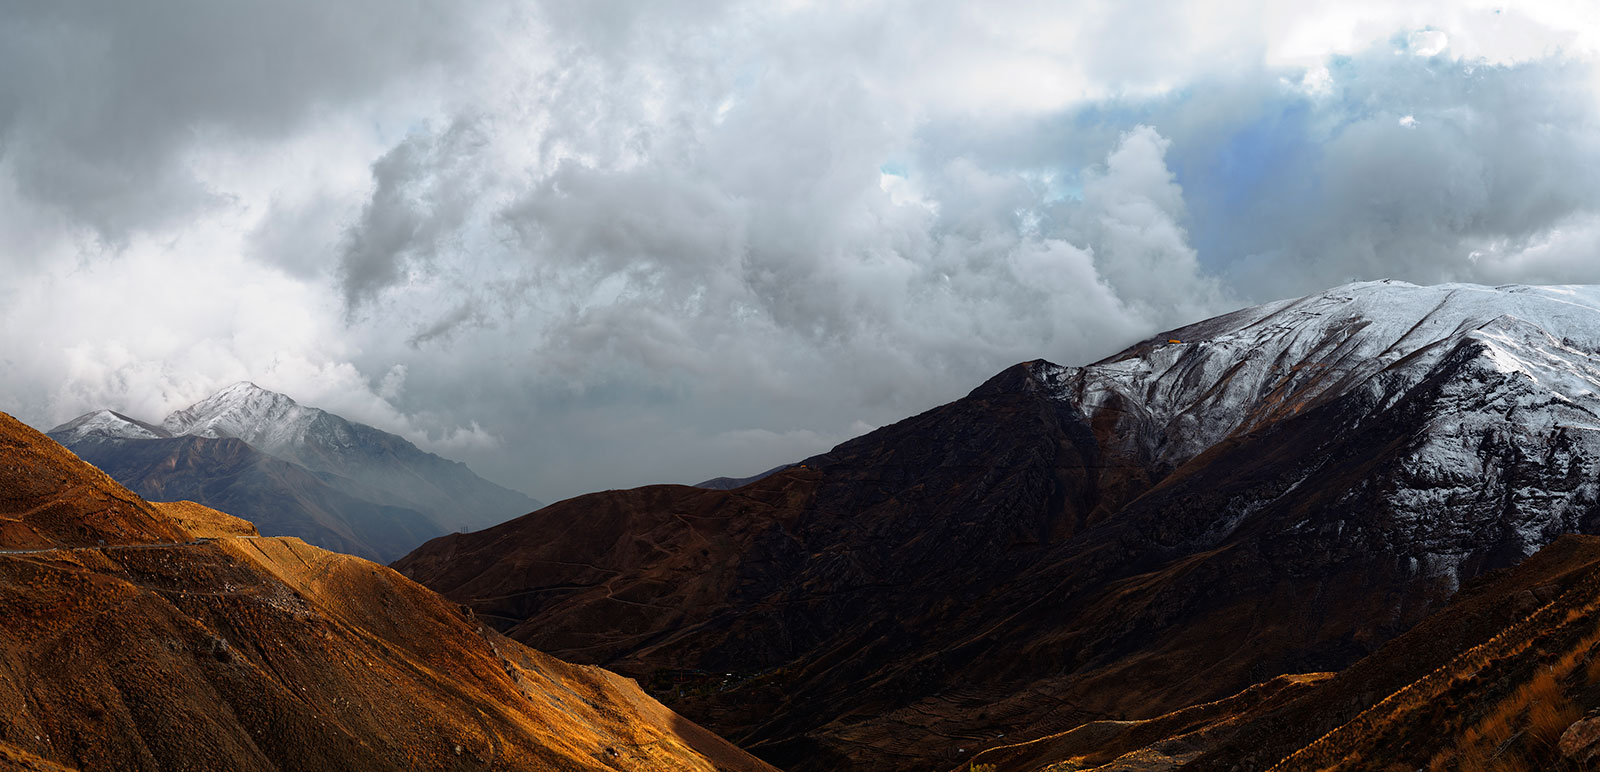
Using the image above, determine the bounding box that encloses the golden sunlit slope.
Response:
[0,411,774,772]
[0,741,78,772]
[0,412,191,549]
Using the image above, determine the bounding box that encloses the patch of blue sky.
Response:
[370,116,433,149]
[1170,98,1324,272]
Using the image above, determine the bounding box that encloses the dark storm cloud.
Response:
[3,1,1600,502]
[0,0,477,239]
[324,19,1599,496]
[339,119,489,312]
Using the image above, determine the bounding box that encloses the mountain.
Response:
[46,410,169,443]
[955,533,1600,772]
[48,383,540,561]
[395,280,1600,771]
[1254,533,1600,772]
[0,409,773,772]
[693,464,793,490]
[60,434,441,561]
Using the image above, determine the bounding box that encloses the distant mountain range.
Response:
[395,280,1600,771]
[49,382,539,561]
[693,464,791,490]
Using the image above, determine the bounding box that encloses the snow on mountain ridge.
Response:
[150,381,541,529]
[1030,281,1600,471]
[159,381,321,453]
[998,281,1600,588]
[48,409,171,443]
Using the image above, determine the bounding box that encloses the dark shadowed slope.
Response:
[0,411,773,772]
[397,281,1600,771]
[1260,533,1600,772]
[946,534,1600,772]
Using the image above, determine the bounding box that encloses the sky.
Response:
[2,1,1599,502]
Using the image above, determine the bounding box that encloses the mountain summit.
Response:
[47,409,171,444]
[161,380,310,444]
[397,280,1600,771]
[49,383,540,561]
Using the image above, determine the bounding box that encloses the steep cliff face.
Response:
[397,281,1600,771]
[0,411,773,772]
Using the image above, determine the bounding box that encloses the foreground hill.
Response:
[48,383,540,561]
[397,281,1600,771]
[0,411,770,772]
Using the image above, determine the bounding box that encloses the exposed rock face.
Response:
[1559,716,1600,766]
[48,383,540,561]
[0,411,772,772]
[396,281,1600,771]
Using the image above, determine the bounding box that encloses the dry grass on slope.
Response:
[149,501,258,539]
[0,741,78,772]
[0,411,774,772]
[949,673,1331,772]
[0,412,190,549]
[1270,552,1600,772]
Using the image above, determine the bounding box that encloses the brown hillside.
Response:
[1264,533,1600,771]
[0,412,190,549]
[397,348,1586,772]
[0,411,773,772]
[950,673,1331,772]
[944,534,1600,772]
[1185,533,1600,771]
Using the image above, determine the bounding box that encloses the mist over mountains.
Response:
[48,382,539,561]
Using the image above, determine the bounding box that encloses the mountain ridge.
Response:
[47,383,540,561]
[397,280,1600,771]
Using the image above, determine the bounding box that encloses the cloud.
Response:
[339,120,491,312]
[0,0,490,242]
[1,1,1599,502]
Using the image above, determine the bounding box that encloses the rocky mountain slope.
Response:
[396,281,1600,771]
[0,410,772,772]
[951,533,1600,772]
[48,384,539,561]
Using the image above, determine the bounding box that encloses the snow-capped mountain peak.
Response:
[1035,281,1600,470]
[160,381,318,449]
[47,410,171,444]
